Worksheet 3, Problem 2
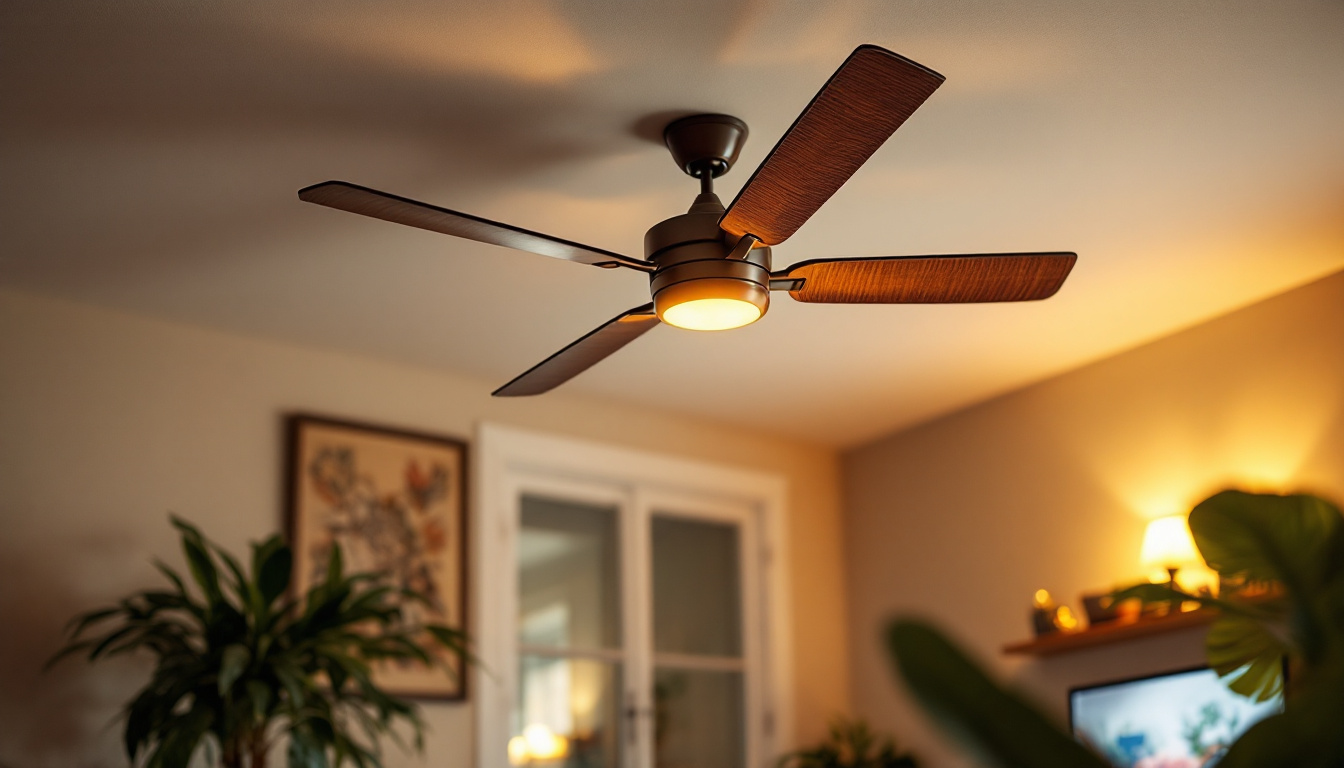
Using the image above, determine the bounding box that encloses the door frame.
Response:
[474,423,793,768]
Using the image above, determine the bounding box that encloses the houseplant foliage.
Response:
[885,490,1344,768]
[49,516,468,768]
[777,716,919,768]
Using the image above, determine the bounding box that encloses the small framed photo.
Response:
[285,414,467,700]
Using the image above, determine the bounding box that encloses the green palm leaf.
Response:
[885,621,1109,768]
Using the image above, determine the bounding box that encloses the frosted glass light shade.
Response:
[1140,515,1200,570]
[653,276,769,331]
[662,297,761,331]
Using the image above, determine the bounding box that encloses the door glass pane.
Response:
[519,495,621,650]
[653,668,744,768]
[651,515,742,656]
[515,656,623,768]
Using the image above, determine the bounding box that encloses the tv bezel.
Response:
[1067,661,1288,740]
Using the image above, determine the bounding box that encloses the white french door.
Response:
[475,425,791,768]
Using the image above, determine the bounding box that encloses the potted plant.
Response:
[49,516,468,768]
[884,490,1344,767]
[777,717,919,768]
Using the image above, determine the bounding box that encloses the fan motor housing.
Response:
[645,193,772,324]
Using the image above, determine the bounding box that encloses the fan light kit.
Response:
[662,297,761,331]
[299,45,1077,397]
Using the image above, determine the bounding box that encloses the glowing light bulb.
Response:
[1140,515,1200,570]
[661,297,762,331]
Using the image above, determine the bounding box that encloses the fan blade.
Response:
[720,46,944,246]
[299,181,651,272]
[493,304,660,397]
[777,253,1077,303]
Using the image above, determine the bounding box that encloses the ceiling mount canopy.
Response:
[299,44,1077,398]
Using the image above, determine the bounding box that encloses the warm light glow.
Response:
[1033,589,1053,608]
[507,736,530,766]
[508,724,568,764]
[1062,351,1339,529]
[1055,605,1079,631]
[1140,515,1201,570]
[661,297,762,331]
[1178,564,1219,595]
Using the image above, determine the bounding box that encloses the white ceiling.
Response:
[2,1,1342,447]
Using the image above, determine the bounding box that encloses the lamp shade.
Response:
[1140,515,1200,570]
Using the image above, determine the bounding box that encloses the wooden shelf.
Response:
[1002,608,1216,657]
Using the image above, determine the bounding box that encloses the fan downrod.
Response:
[663,114,749,186]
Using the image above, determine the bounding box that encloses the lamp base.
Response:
[1162,566,1181,615]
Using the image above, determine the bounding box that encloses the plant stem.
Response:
[251,723,269,768]
[223,738,242,768]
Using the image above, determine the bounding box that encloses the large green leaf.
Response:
[885,621,1109,768]
[145,702,213,768]
[257,537,293,608]
[288,725,331,768]
[332,727,379,768]
[218,643,251,696]
[211,541,263,624]
[123,686,162,761]
[1190,491,1341,592]
[1191,491,1344,669]
[326,543,344,586]
[87,624,141,659]
[1217,660,1344,768]
[62,606,120,636]
[274,664,309,710]
[246,679,273,721]
[424,624,466,650]
[173,516,224,605]
[44,639,96,670]
[1204,613,1289,701]
[152,559,189,595]
[425,624,477,672]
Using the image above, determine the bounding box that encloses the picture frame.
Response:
[285,414,468,700]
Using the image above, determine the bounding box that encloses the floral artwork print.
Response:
[288,416,466,699]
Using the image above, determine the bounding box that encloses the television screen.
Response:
[1069,666,1283,767]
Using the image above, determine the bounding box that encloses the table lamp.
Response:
[1140,514,1200,595]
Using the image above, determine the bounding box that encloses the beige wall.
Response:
[842,271,1344,767]
[0,290,848,768]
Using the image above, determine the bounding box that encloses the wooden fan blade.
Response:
[493,304,660,397]
[298,181,651,272]
[719,46,944,246]
[778,253,1077,303]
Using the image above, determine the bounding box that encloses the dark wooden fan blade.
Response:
[298,181,651,272]
[493,304,660,397]
[719,46,944,246]
[779,253,1077,303]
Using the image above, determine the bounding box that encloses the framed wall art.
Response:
[285,414,468,700]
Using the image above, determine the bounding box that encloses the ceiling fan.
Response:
[299,44,1076,397]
